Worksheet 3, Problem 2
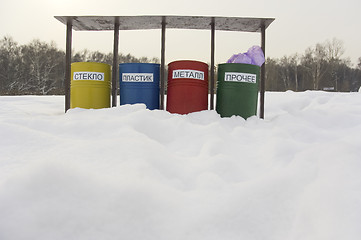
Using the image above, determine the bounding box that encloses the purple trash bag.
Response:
[246,45,265,66]
[226,54,238,63]
[226,45,265,66]
[233,53,252,64]
[226,53,252,64]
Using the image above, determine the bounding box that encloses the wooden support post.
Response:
[65,18,72,112]
[210,17,215,110]
[160,17,166,110]
[112,17,120,107]
[260,22,266,119]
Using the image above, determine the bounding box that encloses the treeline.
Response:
[1,36,361,95]
[0,36,158,95]
[265,38,361,92]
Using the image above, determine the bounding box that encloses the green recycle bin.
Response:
[216,63,260,119]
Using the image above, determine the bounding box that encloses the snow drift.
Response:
[1,91,361,240]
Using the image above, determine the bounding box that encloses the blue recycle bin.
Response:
[119,63,160,110]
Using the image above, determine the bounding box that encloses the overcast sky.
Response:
[1,0,360,65]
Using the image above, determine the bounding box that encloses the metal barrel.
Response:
[216,63,260,118]
[166,60,208,114]
[119,63,160,110]
[71,62,111,109]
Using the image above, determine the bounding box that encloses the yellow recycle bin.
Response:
[71,62,111,109]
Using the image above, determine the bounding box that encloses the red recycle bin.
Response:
[166,60,208,114]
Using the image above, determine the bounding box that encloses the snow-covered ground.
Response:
[1,91,361,240]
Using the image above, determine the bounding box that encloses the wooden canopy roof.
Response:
[55,15,274,32]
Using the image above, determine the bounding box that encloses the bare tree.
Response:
[301,43,329,90]
[325,38,345,61]
[21,39,64,95]
[279,56,291,90]
[0,36,23,94]
[324,38,346,91]
[289,54,299,91]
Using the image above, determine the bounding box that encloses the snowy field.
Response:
[1,91,361,240]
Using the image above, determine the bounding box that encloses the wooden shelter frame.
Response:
[55,15,274,118]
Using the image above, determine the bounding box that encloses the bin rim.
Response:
[119,62,160,66]
[71,61,111,67]
[168,60,208,66]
